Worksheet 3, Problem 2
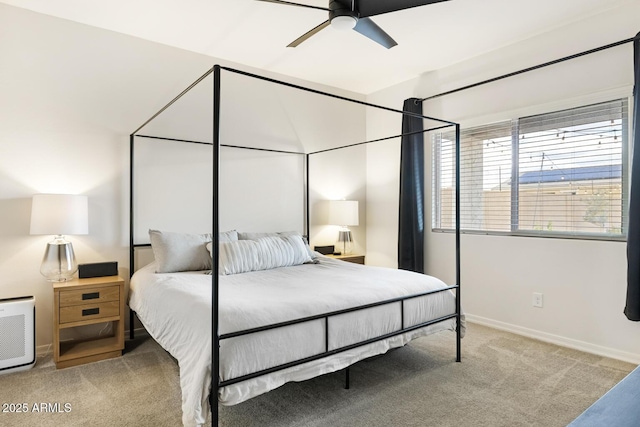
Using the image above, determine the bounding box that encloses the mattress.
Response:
[129,255,464,427]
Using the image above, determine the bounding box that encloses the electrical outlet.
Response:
[533,292,543,308]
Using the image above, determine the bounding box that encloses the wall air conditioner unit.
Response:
[0,296,36,375]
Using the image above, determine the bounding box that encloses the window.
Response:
[432,99,628,238]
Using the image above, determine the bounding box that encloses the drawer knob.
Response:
[82,308,100,316]
[82,292,100,300]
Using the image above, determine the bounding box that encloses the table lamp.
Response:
[30,194,89,282]
[328,200,359,255]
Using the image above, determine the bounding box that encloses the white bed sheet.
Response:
[129,255,465,427]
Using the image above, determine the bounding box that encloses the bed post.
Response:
[212,64,221,426]
[305,154,310,239]
[455,123,461,363]
[129,133,135,341]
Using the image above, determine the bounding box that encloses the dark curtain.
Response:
[625,32,640,321]
[398,98,425,273]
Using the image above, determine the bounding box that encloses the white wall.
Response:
[366,3,640,362]
[135,67,367,245]
[0,3,366,351]
[308,145,368,255]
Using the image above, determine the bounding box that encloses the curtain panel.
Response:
[398,98,425,273]
[625,32,640,321]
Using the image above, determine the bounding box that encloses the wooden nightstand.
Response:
[53,276,125,369]
[327,254,365,264]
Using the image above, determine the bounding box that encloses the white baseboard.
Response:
[37,317,639,365]
[36,344,52,358]
[466,314,640,365]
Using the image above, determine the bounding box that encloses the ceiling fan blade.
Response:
[256,0,330,12]
[287,20,331,47]
[357,0,449,18]
[353,17,397,49]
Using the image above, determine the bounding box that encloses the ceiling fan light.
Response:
[331,15,357,31]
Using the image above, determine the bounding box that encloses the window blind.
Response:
[432,98,628,238]
[433,121,512,232]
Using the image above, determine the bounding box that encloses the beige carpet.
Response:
[0,324,634,427]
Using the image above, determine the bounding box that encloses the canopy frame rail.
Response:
[129,64,462,427]
[417,35,640,103]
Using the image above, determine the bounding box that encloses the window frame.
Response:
[431,97,631,242]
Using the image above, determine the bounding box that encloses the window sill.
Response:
[430,228,627,242]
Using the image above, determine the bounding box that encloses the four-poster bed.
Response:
[128,65,462,427]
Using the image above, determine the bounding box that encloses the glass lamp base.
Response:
[336,229,354,255]
[40,236,78,282]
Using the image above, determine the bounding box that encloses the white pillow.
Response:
[149,229,238,273]
[211,235,312,275]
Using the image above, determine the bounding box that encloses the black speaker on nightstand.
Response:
[314,245,335,255]
[78,262,118,279]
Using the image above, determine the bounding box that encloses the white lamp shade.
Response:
[328,200,359,226]
[30,194,89,236]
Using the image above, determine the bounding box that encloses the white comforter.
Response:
[129,256,464,427]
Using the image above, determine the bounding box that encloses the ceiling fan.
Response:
[257,0,449,49]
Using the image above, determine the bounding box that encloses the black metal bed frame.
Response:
[129,65,462,426]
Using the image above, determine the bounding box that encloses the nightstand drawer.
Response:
[59,286,119,307]
[59,301,120,324]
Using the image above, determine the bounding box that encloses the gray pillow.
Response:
[219,230,239,242]
[149,229,238,273]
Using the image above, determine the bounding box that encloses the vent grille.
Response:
[0,314,26,361]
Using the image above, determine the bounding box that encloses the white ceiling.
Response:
[0,0,631,94]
